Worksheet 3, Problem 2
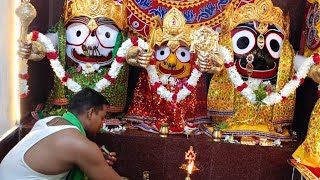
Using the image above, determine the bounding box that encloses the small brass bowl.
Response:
[212,130,223,142]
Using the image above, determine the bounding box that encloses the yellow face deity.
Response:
[155,42,191,78]
[150,7,193,79]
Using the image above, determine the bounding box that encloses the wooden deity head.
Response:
[220,0,292,84]
[63,0,127,66]
[149,8,194,79]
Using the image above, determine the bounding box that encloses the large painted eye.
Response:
[155,45,170,61]
[175,46,190,63]
[265,32,283,59]
[66,23,90,45]
[231,29,256,55]
[96,24,119,48]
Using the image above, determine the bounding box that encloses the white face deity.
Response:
[65,17,120,66]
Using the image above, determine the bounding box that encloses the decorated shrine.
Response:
[0,0,320,179]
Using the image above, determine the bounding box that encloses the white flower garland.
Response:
[146,58,202,102]
[20,33,202,101]
[79,63,101,75]
[19,58,29,98]
[220,45,320,106]
[28,32,145,93]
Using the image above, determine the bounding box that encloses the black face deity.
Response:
[231,21,284,84]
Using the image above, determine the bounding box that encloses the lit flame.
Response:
[187,160,194,174]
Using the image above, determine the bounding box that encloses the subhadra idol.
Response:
[201,0,298,145]
[125,8,210,134]
[26,0,129,118]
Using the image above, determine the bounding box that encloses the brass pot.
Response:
[159,123,169,138]
[212,130,222,142]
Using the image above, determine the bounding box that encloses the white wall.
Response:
[0,0,20,139]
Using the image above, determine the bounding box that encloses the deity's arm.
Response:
[18,40,45,61]
[126,46,141,67]
[18,32,58,61]
[126,44,153,69]
[308,64,320,84]
[28,41,46,61]
[190,26,224,75]
[196,49,224,75]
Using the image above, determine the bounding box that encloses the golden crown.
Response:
[63,0,127,30]
[221,0,286,34]
[307,0,320,3]
[150,7,191,52]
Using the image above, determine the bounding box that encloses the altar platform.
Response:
[94,129,301,180]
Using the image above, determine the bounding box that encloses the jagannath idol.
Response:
[20,0,129,119]
[124,8,210,134]
[291,0,320,177]
[198,0,320,146]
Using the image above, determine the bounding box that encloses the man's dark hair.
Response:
[68,88,109,115]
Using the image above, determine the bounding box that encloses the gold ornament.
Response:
[159,123,169,138]
[179,146,200,178]
[258,138,273,146]
[308,64,320,84]
[284,14,290,39]
[87,18,98,31]
[256,23,268,35]
[221,0,286,34]
[125,46,140,66]
[28,41,46,61]
[16,0,37,43]
[149,7,191,52]
[308,0,320,3]
[190,26,224,74]
[190,26,219,53]
[16,1,45,61]
[212,129,223,142]
[64,0,127,30]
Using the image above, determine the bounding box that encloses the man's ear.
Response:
[87,107,95,120]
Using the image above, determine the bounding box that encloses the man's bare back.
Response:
[0,88,122,180]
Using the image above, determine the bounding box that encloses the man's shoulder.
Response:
[54,127,87,143]
[44,127,89,151]
[55,131,98,158]
[48,128,94,159]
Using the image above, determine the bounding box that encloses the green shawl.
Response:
[62,111,86,180]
